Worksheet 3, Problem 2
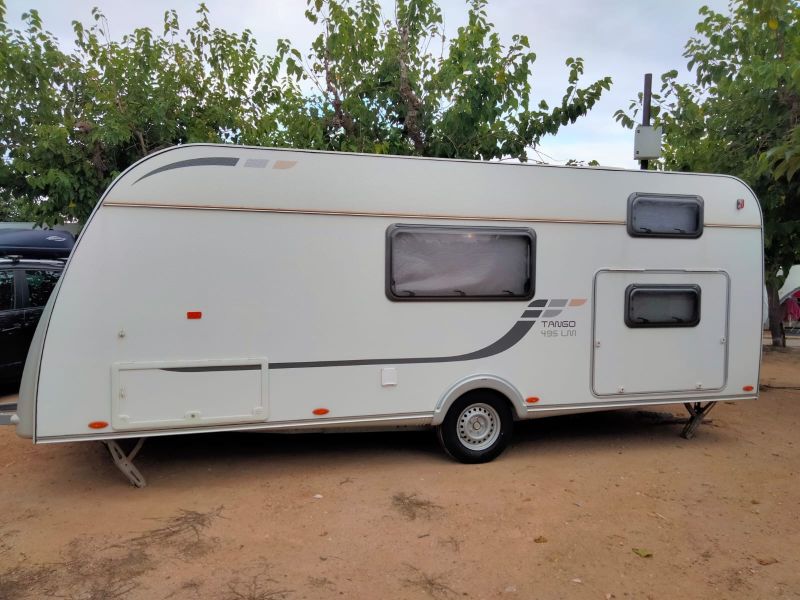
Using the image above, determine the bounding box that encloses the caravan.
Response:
[13,144,763,485]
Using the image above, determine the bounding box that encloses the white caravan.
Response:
[13,144,763,486]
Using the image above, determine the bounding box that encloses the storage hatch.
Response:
[111,359,268,431]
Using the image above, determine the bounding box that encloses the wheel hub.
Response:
[457,403,500,451]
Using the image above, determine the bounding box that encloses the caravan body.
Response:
[15,144,763,462]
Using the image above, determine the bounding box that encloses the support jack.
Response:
[105,438,147,488]
[681,402,716,439]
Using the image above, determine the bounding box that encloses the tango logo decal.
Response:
[523,298,588,339]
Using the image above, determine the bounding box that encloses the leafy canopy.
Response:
[0,0,611,224]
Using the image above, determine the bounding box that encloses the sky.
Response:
[5,0,730,168]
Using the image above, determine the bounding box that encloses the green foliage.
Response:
[0,0,611,225]
[614,0,800,299]
[0,2,292,224]
[289,0,611,160]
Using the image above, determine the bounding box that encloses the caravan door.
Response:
[591,270,729,397]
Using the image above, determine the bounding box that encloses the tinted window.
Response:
[387,225,535,300]
[25,270,60,308]
[625,285,701,328]
[628,193,703,238]
[0,270,13,310]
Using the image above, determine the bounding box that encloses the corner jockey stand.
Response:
[104,439,147,488]
[681,402,716,440]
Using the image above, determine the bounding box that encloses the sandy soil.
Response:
[0,350,798,600]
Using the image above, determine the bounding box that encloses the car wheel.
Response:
[436,392,513,464]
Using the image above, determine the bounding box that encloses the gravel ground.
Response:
[0,349,798,599]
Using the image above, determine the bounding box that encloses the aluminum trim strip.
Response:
[35,412,436,443]
[104,201,627,225]
[103,202,761,228]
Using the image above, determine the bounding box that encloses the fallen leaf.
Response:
[534,536,548,543]
[757,557,778,566]
[632,547,653,558]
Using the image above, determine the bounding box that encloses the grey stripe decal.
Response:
[521,310,541,319]
[162,364,261,373]
[270,319,536,370]
[529,299,548,307]
[135,157,240,183]
[244,158,268,168]
[548,299,568,307]
[541,309,562,318]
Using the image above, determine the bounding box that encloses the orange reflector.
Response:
[313,408,329,416]
[186,311,202,319]
[743,385,754,392]
[88,421,108,429]
[526,397,540,404]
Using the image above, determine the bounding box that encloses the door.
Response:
[0,268,25,378]
[592,270,729,396]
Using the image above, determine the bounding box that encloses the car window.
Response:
[24,269,61,308]
[0,270,13,310]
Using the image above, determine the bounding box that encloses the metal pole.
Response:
[641,73,652,170]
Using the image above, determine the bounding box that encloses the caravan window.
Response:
[625,284,701,328]
[386,225,535,300]
[627,193,703,238]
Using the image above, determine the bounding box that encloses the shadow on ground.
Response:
[119,406,698,477]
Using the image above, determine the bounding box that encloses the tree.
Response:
[282,0,611,160]
[0,1,292,224]
[0,0,612,226]
[614,0,800,346]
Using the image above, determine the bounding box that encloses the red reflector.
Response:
[526,397,540,404]
[186,311,202,319]
[88,421,108,429]
[313,408,329,416]
[743,385,754,392]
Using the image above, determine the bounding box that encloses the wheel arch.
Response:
[432,374,526,426]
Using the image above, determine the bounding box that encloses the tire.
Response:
[436,392,514,464]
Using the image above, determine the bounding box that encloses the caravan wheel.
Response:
[436,393,513,464]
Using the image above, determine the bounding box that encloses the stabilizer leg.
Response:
[681,402,716,440]
[104,438,147,488]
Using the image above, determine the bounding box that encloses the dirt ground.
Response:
[0,350,798,600]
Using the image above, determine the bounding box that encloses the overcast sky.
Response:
[5,0,729,168]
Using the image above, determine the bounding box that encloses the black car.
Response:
[0,229,74,385]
